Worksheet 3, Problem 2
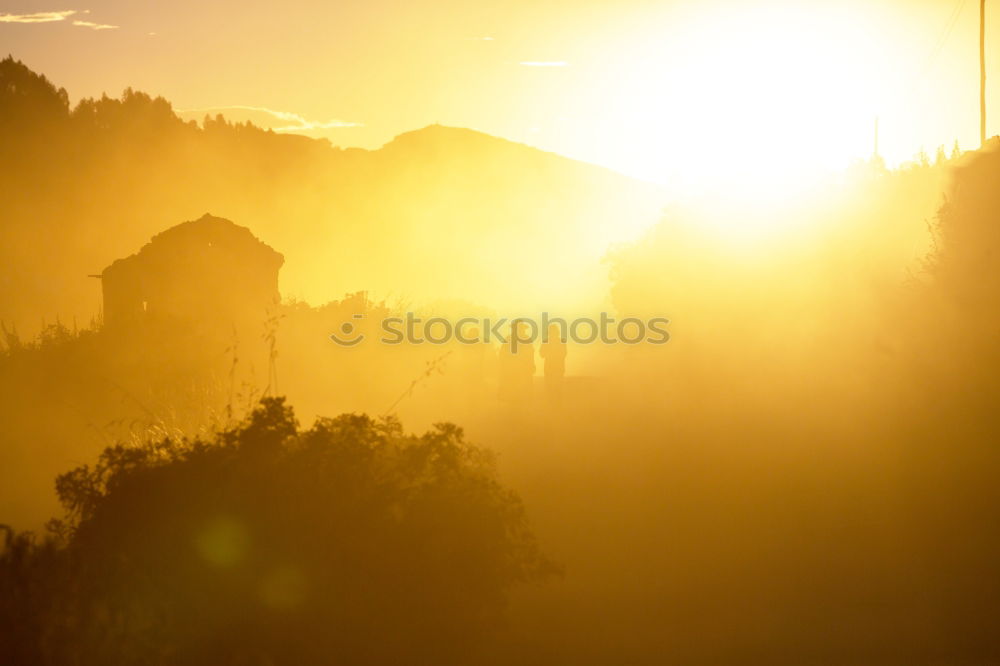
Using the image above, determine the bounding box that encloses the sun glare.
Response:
[593,3,893,204]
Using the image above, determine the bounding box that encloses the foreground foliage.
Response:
[0,397,551,665]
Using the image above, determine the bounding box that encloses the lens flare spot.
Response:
[259,566,307,610]
[195,517,249,567]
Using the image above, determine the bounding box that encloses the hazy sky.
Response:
[3,0,998,190]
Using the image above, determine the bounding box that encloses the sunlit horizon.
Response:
[6,0,996,198]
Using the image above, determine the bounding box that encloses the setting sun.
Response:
[585,3,885,191]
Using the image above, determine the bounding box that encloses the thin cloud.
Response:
[0,10,75,23]
[1,9,118,29]
[519,61,569,67]
[177,105,363,132]
[72,20,118,30]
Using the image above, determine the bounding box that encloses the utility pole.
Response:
[981,0,987,146]
[873,116,880,159]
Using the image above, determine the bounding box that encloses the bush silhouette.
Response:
[1,397,552,665]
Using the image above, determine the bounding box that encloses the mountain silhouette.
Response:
[0,57,664,332]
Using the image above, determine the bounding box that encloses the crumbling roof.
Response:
[102,213,283,277]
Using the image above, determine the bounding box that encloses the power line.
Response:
[920,0,967,79]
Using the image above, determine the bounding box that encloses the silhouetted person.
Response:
[540,324,567,405]
[498,320,535,404]
[457,325,489,406]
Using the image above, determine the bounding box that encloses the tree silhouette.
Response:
[1,397,553,665]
